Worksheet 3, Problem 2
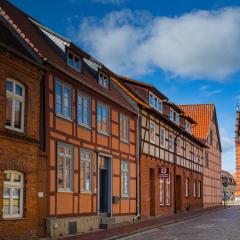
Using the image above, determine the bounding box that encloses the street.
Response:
[121,206,240,240]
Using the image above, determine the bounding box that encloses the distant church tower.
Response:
[235,106,240,201]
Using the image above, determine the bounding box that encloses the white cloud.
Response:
[220,127,234,153]
[91,0,124,4]
[68,8,240,80]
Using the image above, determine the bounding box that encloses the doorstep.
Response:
[62,206,226,240]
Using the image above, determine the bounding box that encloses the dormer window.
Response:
[67,52,81,71]
[99,71,109,89]
[185,120,192,133]
[170,109,179,124]
[149,92,163,113]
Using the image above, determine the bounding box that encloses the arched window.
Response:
[5,79,25,132]
[3,171,24,218]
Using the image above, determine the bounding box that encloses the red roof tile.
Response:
[178,104,215,140]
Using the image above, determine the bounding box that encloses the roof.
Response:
[0,0,136,114]
[0,17,42,66]
[178,104,215,140]
[118,75,168,101]
[179,104,222,152]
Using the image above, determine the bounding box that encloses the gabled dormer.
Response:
[98,71,109,89]
[67,50,82,71]
[149,92,163,113]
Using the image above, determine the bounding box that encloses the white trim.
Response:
[149,121,156,144]
[5,79,25,132]
[3,171,24,219]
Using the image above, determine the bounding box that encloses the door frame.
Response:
[97,153,112,216]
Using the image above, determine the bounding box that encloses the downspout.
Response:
[134,109,141,221]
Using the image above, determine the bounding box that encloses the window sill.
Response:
[5,125,24,133]
[2,217,26,221]
[57,190,73,193]
[78,124,91,130]
[97,131,109,137]
[120,140,129,144]
[80,191,93,195]
[56,114,73,122]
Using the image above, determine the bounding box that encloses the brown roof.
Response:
[0,0,136,114]
[178,104,215,140]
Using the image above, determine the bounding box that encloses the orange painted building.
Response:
[0,1,138,237]
[235,109,240,201]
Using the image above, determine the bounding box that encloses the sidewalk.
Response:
[62,206,226,240]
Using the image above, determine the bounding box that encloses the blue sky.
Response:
[10,0,240,173]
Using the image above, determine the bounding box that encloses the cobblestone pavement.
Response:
[120,206,240,240]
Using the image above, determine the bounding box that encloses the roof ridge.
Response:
[178,103,215,107]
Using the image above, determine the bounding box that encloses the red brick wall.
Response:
[0,50,46,239]
[140,154,203,219]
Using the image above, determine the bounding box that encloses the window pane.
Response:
[58,155,64,189]
[154,97,158,108]
[83,97,90,126]
[55,83,62,114]
[12,188,21,214]
[3,188,10,215]
[6,80,13,92]
[74,57,80,70]
[4,172,11,182]
[149,94,153,105]
[63,87,71,118]
[158,101,162,112]
[78,95,83,124]
[65,157,71,189]
[13,173,21,183]
[97,105,102,131]
[68,53,73,66]
[15,84,23,96]
[6,98,12,127]
[14,101,22,129]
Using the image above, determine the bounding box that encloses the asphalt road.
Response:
[120,206,240,240]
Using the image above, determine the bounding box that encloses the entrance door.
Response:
[100,169,108,213]
[149,168,155,216]
[176,175,182,211]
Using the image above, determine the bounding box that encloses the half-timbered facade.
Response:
[116,77,206,219]
[179,104,222,208]
[0,1,138,237]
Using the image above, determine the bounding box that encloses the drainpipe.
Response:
[134,111,141,221]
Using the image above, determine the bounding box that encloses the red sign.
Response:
[159,167,169,178]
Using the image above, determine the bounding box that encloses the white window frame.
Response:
[80,149,93,193]
[67,51,81,71]
[55,80,72,120]
[98,71,109,89]
[77,91,91,128]
[169,133,174,152]
[170,108,180,125]
[149,121,156,144]
[5,79,25,132]
[149,92,163,113]
[185,177,189,197]
[57,142,74,192]
[160,127,165,148]
[185,120,192,133]
[121,161,130,198]
[166,175,171,205]
[3,171,24,219]
[97,102,110,135]
[120,113,129,143]
[160,177,165,205]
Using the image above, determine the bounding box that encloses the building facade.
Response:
[222,170,236,202]
[0,1,138,237]
[0,18,45,239]
[116,77,206,219]
[179,104,222,208]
